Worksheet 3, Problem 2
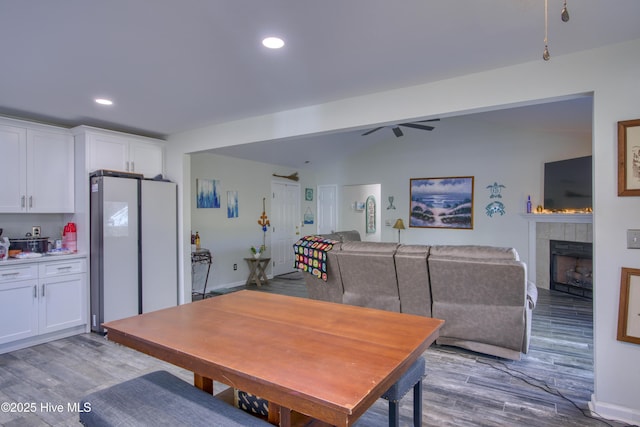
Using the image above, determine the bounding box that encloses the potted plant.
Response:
[250,245,266,258]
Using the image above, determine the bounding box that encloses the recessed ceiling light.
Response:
[262,37,284,49]
[95,98,113,106]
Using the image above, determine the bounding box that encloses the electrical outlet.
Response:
[32,226,41,237]
[233,263,238,270]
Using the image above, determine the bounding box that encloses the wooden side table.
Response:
[244,257,270,287]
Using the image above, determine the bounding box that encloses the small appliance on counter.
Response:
[8,234,50,254]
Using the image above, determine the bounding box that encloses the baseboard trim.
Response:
[589,394,640,425]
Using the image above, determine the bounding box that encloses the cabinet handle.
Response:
[57,266,73,271]
[126,161,130,171]
[33,285,37,299]
[29,196,33,208]
[42,284,45,297]
[131,161,135,171]
[2,272,20,277]
[21,195,26,208]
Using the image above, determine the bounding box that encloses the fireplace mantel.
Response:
[521,213,592,224]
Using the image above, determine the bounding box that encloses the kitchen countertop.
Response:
[0,252,87,266]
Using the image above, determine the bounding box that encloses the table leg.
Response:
[267,402,292,427]
[258,261,268,285]
[193,373,213,394]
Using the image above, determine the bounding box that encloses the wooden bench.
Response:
[79,370,271,426]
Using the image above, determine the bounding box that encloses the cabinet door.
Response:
[0,280,39,344]
[39,274,86,334]
[0,124,27,212]
[27,129,75,213]
[88,133,129,173]
[129,141,164,178]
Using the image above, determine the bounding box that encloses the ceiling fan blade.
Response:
[392,127,403,137]
[362,127,384,136]
[400,123,434,131]
[415,118,440,123]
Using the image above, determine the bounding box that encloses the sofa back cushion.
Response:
[337,241,401,312]
[394,245,432,316]
[428,245,527,353]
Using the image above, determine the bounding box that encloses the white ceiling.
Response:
[1,1,638,165]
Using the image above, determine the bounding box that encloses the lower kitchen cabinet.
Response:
[0,256,87,352]
[39,273,85,335]
[0,278,39,345]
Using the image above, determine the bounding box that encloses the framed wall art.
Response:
[618,119,640,196]
[617,267,640,345]
[196,178,220,208]
[305,188,314,201]
[227,191,238,218]
[365,195,376,233]
[410,176,474,229]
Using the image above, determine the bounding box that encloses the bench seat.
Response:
[79,370,271,427]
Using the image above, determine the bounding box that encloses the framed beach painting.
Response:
[196,178,220,208]
[409,176,474,229]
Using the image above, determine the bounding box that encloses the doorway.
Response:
[270,181,300,276]
[317,184,338,234]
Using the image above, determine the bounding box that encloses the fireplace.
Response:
[550,240,593,298]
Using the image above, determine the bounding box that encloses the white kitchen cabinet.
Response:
[0,257,87,351]
[0,124,27,212]
[0,121,74,213]
[0,264,39,345]
[27,129,75,213]
[38,259,86,334]
[76,126,165,178]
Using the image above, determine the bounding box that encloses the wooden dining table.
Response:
[103,290,444,427]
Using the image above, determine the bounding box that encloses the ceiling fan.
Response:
[362,119,440,138]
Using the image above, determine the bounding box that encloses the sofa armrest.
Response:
[527,280,538,310]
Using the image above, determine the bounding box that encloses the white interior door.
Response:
[317,184,338,234]
[271,181,300,276]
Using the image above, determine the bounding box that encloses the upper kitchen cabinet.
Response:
[0,121,74,213]
[73,126,165,178]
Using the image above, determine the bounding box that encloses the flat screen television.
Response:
[544,155,592,211]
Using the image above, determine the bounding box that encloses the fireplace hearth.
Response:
[550,240,593,298]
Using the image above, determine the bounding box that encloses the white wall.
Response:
[189,153,316,290]
[340,184,381,241]
[318,114,591,263]
[168,39,640,422]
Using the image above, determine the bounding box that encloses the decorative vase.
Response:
[253,252,261,259]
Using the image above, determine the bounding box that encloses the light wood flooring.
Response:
[0,273,633,427]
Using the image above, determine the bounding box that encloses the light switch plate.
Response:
[627,229,640,249]
[32,226,41,237]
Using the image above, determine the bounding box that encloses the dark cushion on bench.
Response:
[79,370,271,427]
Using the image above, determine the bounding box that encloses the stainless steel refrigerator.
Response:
[90,171,178,333]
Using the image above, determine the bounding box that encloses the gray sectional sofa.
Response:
[300,231,538,360]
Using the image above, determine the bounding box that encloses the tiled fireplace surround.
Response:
[524,214,593,289]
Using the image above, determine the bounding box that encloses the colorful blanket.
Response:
[293,235,338,281]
